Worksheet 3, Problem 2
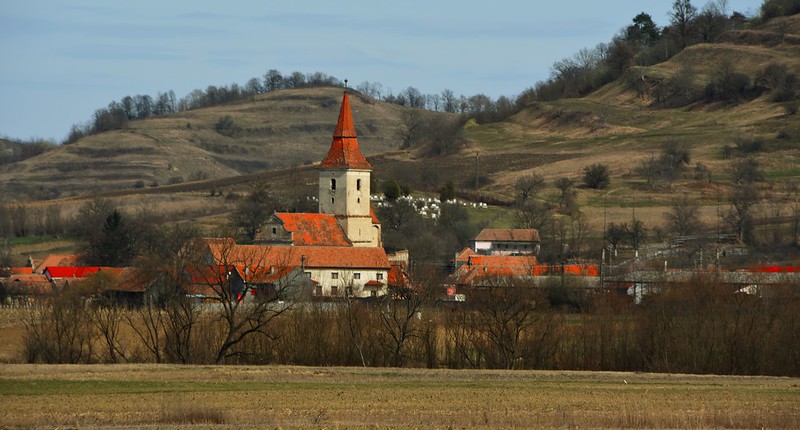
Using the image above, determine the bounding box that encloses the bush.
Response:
[582,163,610,189]
[705,61,751,102]
[214,115,240,137]
[439,181,456,202]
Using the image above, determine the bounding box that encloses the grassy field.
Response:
[1,364,798,429]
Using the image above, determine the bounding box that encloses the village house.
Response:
[471,228,540,256]
[452,238,599,293]
[202,92,394,298]
[1,261,127,304]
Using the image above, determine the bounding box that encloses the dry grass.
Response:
[1,364,798,429]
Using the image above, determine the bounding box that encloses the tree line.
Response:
[15,267,800,377]
[517,0,799,106]
[63,68,520,146]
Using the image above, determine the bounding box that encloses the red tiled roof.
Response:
[453,250,598,285]
[475,228,540,243]
[232,265,299,284]
[204,239,390,270]
[33,254,78,273]
[274,213,351,246]
[10,267,33,275]
[388,263,409,288]
[186,265,232,285]
[6,274,54,296]
[44,266,123,279]
[319,92,372,170]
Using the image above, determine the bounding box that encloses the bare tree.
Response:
[664,195,703,237]
[514,200,552,231]
[725,184,758,244]
[23,289,94,363]
[374,268,438,367]
[398,109,426,149]
[206,242,303,364]
[554,177,577,214]
[343,279,369,367]
[514,173,545,204]
[669,0,698,48]
[84,271,128,363]
[441,89,459,113]
[471,277,545,369]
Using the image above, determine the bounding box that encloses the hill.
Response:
[0,88,431,200]
[2,14,800,264]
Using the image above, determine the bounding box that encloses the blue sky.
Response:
[1,0,761,142]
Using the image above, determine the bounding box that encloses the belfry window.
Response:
[356,179,361,190]
[331,178,336,190]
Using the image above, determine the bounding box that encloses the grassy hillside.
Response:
[0,88,424,199]
[3,15,800,263]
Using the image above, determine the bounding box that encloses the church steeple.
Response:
[319,92,372,170]
[318,90,380,247]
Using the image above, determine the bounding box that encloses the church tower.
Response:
[319,92,380,247]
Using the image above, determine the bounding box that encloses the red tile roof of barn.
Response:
[475,228,540,243]
[274,212,351,246]
[319,92,372,170]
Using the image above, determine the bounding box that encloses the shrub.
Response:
[214,115,240,137]
[439,181,456,202]
[582,163,610,189]
[706,61,751,102]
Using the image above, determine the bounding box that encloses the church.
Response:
[202,91,394,298]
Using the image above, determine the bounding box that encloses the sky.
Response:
[1,0,761,142]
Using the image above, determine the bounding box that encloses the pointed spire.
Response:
[320,92,372,170]
[333,92,357,138]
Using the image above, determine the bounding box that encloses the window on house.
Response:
[376,273,383,280]
[345,286,353,297]
[331,178,336,190]
[315,285,322,296]
[331,197,335,204]
[272,227,277,235]
[331,272,339,280]
[371,290,377,298]
[331,285,339,296]
[354,273,361,280]
[357,178,361,190]
[305,271,311,278]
